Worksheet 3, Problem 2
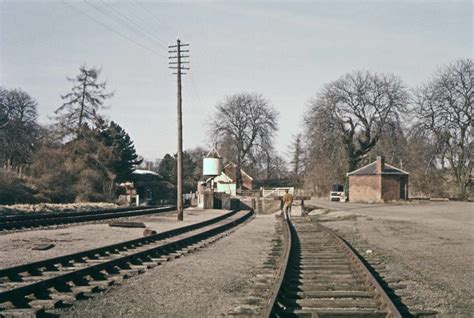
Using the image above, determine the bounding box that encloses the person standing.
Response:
[282,189,293,218]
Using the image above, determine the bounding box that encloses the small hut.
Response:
[347,156,409,203]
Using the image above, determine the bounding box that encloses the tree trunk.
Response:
[457,181,468,200]
[236,156,243,192]
[78,74,88,135]
[348,157,358,174]
[346,144,358,173]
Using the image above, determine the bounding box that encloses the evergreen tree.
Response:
[158,154,176,183]
[158,151,199,193]
[97,120,142,183]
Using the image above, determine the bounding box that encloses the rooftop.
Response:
[347,161,409,176]
[133,169,160,176]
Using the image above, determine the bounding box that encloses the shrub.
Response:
[0,169,35,204]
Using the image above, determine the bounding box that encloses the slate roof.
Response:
[223,163,254,181]
[347,162,409,176]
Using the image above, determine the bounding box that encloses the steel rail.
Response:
[261,212,292,317]
[1,210,252,304]
[266,219,403,318]
[0,205,153,222]
[0,210,253,308]
[320,224,402,318]
[0,209,238,280]
[0,206,175,231]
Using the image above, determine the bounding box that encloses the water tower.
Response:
[203,149,223,177]
[198,148,223,209]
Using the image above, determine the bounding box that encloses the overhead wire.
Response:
[97,0,169,49]
[187,78,200,115]
[62,0,163,56]
[190,72,205,110]
[83,0,167,56]
[64,1,206,119]
[128,3,201,118]
[120,1,170,35]
[130,0,177,35]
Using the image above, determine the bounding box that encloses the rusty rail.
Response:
[321,224,402,318]
[0,206,175,232]
[261,211,292,317]
[0,209,253,315]
[266,218,403,317]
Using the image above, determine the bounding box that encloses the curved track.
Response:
[266,213,402,318]
[0,209,254,317]
[0,206,175,233]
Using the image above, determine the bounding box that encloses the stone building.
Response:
[347,156,409,203]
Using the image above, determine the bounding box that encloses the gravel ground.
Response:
[0,203,119,215]
[0,208,228,269]
[54,214,276,317]
[306,199,473,316]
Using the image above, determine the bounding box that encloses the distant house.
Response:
[347,156,409,203]
[213,162,253,195]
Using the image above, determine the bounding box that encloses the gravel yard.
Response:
[0,203,119,216]
[3,200,471,316]
[54,214,276,317]
[306,199,473,316]
[0,208,227,269]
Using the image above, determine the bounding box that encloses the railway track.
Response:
[0,209,254,317]
[266,213,403,318]
[228,214,291,317]
[0,205,175,233]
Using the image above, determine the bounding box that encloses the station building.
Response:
[347,156,409,203]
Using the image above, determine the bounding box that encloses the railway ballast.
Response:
[0,209,254,316]
[266,214,403,317]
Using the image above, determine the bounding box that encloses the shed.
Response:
[347,156,409,203]
[131,169,173,204]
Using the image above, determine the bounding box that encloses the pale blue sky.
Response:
[1,1,472,160]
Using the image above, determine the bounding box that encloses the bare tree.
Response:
[289,133,304,186]
[54,66,113,137]
[216,133,238,164]
[403,132,447,197]
[306,71,408,173]
[263,152,288,180]
[209,93,278,190]
[413,59,473,199]
[303,126,347,196]
[187,146,209,179]
[0,88,7,129]
[249,145,287,181]
[0,88,40,166]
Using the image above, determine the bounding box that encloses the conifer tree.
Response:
[55,66,113,137]
[97,120,142,183]
[158,154,176,183]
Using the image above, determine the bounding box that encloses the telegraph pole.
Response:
[169,38,189,221]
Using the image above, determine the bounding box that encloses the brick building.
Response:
[347,156,409,203]
[210,162,253,196]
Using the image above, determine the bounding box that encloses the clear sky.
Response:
[1,0,472,161]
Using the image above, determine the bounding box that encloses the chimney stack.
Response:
[375,156,385,174]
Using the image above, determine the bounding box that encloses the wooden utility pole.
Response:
[169,39,189,221]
